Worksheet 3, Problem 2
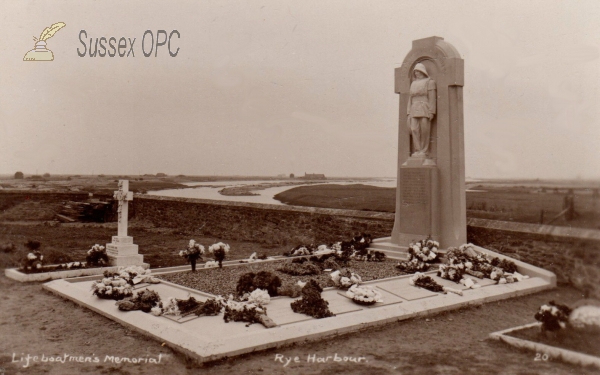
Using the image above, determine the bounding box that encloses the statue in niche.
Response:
[407,63,437,158]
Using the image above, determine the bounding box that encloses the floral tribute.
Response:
[569,304,600,331]
[330,269,362,289]
[283,234,385,262]
[343,234,387,262]
[290,279,335,319]
[236,271,282,297]
[239,252,272,263]
[208,242,230,268]
[284,244,314,257]
[322,257,341,271]
[154,296,223,317]
[21,240,43,273]
[438,243,527,285]
[409,272,445,293]
[396,237,439,273]
[91,266,157,300]
[313,244,337,256]
[223,296,276,328]
[408,272,462,296]
[91,273,134,300]
[278,261,321,276]
[179,240,205,271]
[246,289,271,306]
[346,285,383,306]
[55,262,86,270]
[86,244,109,267]
[116,289,161,313]
[115,265,156,285]
[535,301,572,333]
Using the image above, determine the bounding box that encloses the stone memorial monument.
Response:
[371,36,466,255]
[106,180,145,266]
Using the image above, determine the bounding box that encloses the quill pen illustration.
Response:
[38,22,66,41]
[24,22,66,61]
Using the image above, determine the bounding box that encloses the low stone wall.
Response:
[468,226,600,299]
[134,195,600,299]
[0,191,115,221]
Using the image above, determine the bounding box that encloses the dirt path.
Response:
[0,274,593,375]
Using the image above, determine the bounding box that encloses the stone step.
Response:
[369,242,407,251]
[368,246,408,261]
[368,237,409,260]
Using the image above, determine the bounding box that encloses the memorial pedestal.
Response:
[106,236,145,266]
[372,37,466,255]
[393,157,440,245]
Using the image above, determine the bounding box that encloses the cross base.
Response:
[108,254,146,267]
[106,236,144,266]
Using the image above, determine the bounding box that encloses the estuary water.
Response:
[147,179,397,206]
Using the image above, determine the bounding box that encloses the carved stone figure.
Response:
[407,63,437,157]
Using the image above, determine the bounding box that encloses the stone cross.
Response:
[113,180,133,237]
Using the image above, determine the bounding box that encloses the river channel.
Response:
[147,179,397,206]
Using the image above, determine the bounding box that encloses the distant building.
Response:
[302,172,326,180]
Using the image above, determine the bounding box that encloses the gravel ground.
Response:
[159,259,415,296]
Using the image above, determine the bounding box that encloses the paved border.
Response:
[43,247,556,363]
[489,322,600,369]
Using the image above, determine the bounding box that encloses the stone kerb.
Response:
[490,323,600,369]
[43,245,555,364]
[4,264,148,283]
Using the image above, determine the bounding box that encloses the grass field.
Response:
[274,184,395,212]
[275,183,600,229]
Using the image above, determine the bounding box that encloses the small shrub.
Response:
[253,271,282,296]
[43,248,75,264]
[323,257,341,270]
[291,257,307,264]
[236,272,256,296]
[25,240,41,251]
[1,243,16,253]
[236,271,282,297]
[278,262,321,276]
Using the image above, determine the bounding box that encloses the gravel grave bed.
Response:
[159,259,425,297]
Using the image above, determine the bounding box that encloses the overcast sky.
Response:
[1,0,599,179]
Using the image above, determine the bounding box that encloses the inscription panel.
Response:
[401,169,428,205]
[112,236,134,244]
[106,244,119,256]
[399,167,433,235]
